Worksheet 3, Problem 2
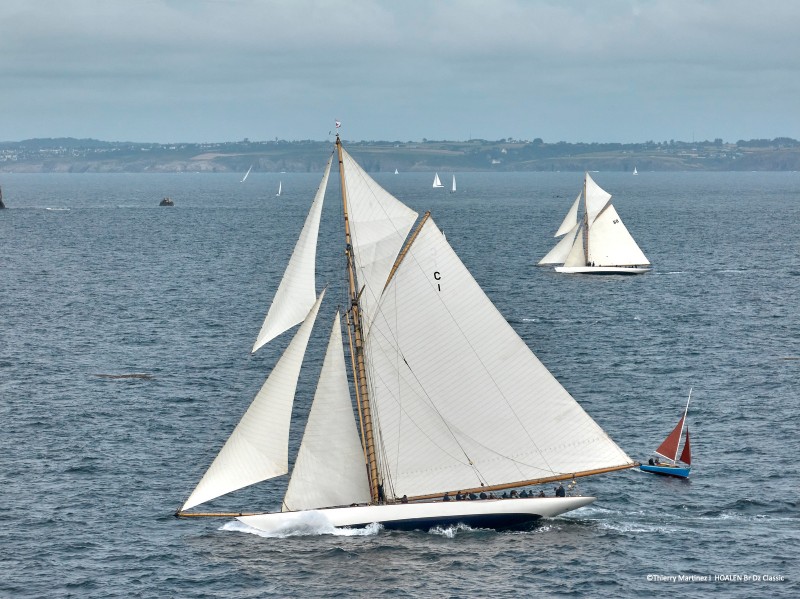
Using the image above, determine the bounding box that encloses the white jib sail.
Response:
[366,217,632,498]
[584,173,612,226]
[182,291,325,511]
[282,311,371,512]
[554,192,581,237]
[587,204,650,266]
[562,225,586,267]
[340,148,418,335]
[252,156,331,353]
[539,223,579,265]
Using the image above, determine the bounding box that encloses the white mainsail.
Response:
[276,181,282,196]
[588,204,650,266]
[282,312,371,512]
[451,175,456,193]
[340,148,418,335]
[554,192,581,237]
[182,291,325,511]
[432,173,443,188]
[538,223,579,265]
[252,156,331,353]
[365,216,633,498]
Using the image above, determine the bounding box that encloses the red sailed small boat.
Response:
[641,389,692,478]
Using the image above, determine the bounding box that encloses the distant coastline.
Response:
[1,136,799,173]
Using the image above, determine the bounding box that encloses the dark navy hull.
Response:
[373,511,542,531]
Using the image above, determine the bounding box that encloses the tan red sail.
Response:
[679,427,692,465]
[655,414,686,462]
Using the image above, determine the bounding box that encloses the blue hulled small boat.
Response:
[640,390,692,479]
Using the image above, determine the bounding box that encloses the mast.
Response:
[335,135,382,503]
[675,387,692,466]
[582,173,589,265]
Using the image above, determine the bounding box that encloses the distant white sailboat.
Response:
[451,175,456,194]
[432,173,443,188]
[633,167,638,176]
[176,135,635,533]
[241,165,252,183]
[539,173,650,274]
[394,168,399,174]
[276,181,282,197]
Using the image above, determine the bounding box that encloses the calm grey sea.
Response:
[1,168,798,598]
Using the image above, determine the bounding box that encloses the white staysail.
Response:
[432,173,443,188]
[182,291,325,511]
[366,217,633,498]
[555,193,581,237]
[563,225,586,267]
[340,148,418,335]
[451,175,456,193]
[241,165,252,183]
[584,173,612,226]
[282,312,371,512]
[588,204,650,266]
[538,223,579,265]
[252,156,331,353]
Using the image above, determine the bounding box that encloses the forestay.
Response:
[555,193,581,237]
[181,291,325,511]
[282,312,371,512]
[563,225,586,267]
[539,223,580,265]
[252,156,332,353]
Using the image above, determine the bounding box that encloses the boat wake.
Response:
[221,515,382,538]
[427,523,480,538]
[94,373,154,380]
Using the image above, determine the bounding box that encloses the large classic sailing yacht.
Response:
[539,173,650,274]
[176,134,635,533]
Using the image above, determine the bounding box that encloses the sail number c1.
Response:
[433,271,441,291]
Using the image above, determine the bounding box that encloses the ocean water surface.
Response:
[1,169,798,597]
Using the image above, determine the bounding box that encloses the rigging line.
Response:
[371,217,558,476]
[365,277,482,495]
[368,319,536,484]
[363,319,490,487]
[338,148,418,332]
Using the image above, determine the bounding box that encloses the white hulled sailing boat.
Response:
[432,172,443,188]
[177,135,635,533]
[240,165,252,183]
[640,390,692,478]
[276,180,282,196]
[451,175,456,193]
[539,173,650,274]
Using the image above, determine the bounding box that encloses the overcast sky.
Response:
[1,0,798,144]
